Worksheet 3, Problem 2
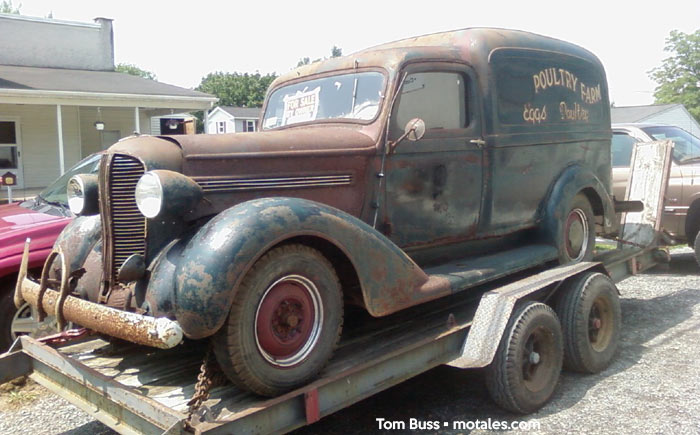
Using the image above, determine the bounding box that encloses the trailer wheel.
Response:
[557,194,595,264]
[485,302,563,414]
[554,272,621,373]
[213,244,343,397]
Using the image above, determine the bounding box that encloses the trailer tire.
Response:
[557,193,595,264]
[554,272,620,373]
[485,302,563,414]
[213,244,343,397]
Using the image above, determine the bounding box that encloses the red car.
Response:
[0,153,101,351]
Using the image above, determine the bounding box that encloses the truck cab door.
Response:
[382,64,484,250]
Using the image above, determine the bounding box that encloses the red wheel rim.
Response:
[255,275,323,367]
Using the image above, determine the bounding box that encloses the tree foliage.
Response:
[196,72,277,108]
[649,29,700,121]
[0,1,21,14]
[296,46,343,68]
[116,63,157,81]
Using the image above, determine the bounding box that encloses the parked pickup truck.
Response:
[612,123,700,262]
[14,28,632,400]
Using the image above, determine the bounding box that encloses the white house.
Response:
[206,106,261,134]
[0,13,217,190]
[611,103,700,137]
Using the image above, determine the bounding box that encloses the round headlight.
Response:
[135,172,163,218]
[67,174,98,216]
[135,170,203,220]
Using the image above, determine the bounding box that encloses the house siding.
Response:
[642,106,700,137]
[79,107,151,156]
[0,15,113,71]
[207,110,235,133]
[0,104,82,188]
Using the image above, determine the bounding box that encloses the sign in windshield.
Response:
[263,72,385,129]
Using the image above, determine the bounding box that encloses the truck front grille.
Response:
[109,154,146,278]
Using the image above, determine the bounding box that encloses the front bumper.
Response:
[14,239,183,349]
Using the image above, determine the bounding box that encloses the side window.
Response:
[391,72,467,138]
[611,133,638,167]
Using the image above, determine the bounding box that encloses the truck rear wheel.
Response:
[557,194,596,264]
[213,244,343,397]
[485,302,563,414]
[554,272,620,373]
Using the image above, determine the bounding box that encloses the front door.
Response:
[0,118,24,188]
[383,64,483,250]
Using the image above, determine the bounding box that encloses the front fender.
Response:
[174,197,429,339]
[540,164,618,236]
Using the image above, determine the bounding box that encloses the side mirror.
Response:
[405,118,426,141]
[387,118,426,154]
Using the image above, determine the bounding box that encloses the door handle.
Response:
[470,138,486,148]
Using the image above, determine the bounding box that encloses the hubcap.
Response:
[521,326,556,392]
[11,303,63,340]
[588,296,613,352]
[255,275,323,367]
[565,209,589,261]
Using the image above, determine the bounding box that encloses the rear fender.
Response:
[174,197,429,339]
[540,164,618,238]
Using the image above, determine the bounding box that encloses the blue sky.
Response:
[16,0,700,106]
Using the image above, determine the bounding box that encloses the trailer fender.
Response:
[540,164,618,238]
[174,197,429,339]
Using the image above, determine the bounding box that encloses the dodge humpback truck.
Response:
[14,28,623,399]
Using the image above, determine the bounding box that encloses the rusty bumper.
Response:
[14,239,183,349]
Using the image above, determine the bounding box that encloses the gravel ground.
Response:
[1,249,699,435]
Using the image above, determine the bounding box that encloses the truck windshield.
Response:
[262,72,385,129]
[642,126,700,163]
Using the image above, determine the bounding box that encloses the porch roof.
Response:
[0,64,217,110]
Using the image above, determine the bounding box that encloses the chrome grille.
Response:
[109,154,146,278]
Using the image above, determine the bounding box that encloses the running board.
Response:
[423,244,559,295]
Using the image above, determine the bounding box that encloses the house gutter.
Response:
[0,88,217,110]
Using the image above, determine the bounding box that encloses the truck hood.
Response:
[173,126,377,159]
[0,202,72,277]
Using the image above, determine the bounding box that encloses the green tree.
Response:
[0,1,21,13]
[116,63,157,81]
[196,71,277,108]
[649,29,700,121]
[296,46,343,68]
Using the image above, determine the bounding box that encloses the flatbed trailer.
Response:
[0,245,663,435]
[0,139,673,434]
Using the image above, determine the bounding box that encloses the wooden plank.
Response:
[621,139,673,247]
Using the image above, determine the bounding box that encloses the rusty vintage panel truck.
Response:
[13,28,627,411]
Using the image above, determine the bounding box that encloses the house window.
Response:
[217,121,226,134]
[0,121,18,169]
[244,120,256,132]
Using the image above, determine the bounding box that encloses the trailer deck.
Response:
[0,246,661,435]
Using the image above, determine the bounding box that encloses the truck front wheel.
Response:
[213,244,343,397]
[485,302,563,414]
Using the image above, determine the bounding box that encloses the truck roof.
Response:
[271,27,604,89]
